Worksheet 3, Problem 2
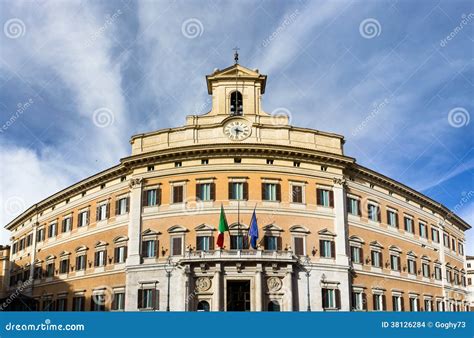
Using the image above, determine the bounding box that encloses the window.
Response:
[46,262,54,277]
[94,250,106,267]
[291,185,303,203]
[138,289,157,310]
[59,259,69,274]
[322,288,340,310]
[230,91,243,115]
[230,235,249,250]
[392,295,403,311]
[114,246,127,263]
[424,299,432,312]
[317,189,333,207]
[196,236,213,251]
[436,299,444,312]
[143,188,161,207]
[352,291,365,311]
[419,222,427,238]
[434,266,442,280]
[116,197,129,215]
[234,158,242,163]
[34,266,42,279]
[446,269,452,283]
[350,246,362,264]
[267,301,280,311]
[196,183,215,201]
[407,258,417,275]
[409,297,419,311]
[431,228,439,243]
[96,203,109,221]
[112,293,125,311]
[443,233,450,248]
[171,237,183,256]
[147,165,155,172]
[368,204,380,222]
[197,300,211,312]
[142,240,157,258]
[72,296,85,311]
[347,197,360,216]
[56,298,67,311]
[373,293,385,311]
[293,161,300,167]
[171,186,183,204]
[76,255,86,271]
[62,217,72,233]
[458,243,464,255]
[262,183,280,202]
[404,217,414,233]
[371,250,382,268]
[36,228,45,242]
[201,159,209,165]
[26,233,33,247]
[319,240,335,258]
[78,210,89,227]
[293,237,305,256]
[390,254,401,271]
[386,210,398,228]
[266,159,274,165]
[422,262,430,278]
[174,161,182,167]
[91,294,106,311]
[48,223,57,238]
[264,236,280,251]
[42,298,54,311]
[451,238,456,251]
[228,182,247,200]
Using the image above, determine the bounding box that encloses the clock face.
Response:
[223,120,251,141]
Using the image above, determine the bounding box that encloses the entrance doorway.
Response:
[226,280,251,311]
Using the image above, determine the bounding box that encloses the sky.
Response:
[0,0,473,252]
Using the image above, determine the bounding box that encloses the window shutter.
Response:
[329,190,334,207]
[397,257,401,271]
[316,189,321,205]
[210,183,215,201]
[209,236,215,250]
[401,297,405,311]
[377,207,381,222]
[124,246,128,260]
[392,296,396,311]
[151,289,157,310]
[277,237,282,251]
[243,182,248,200]
[85,211,89,225]
[196,184,201,200]
[142,190,148,207]
[114,247,119,263]
[386,210,390,225]
[335,289,341,309]
[94,252,98,266]
[154,240,159,257]
[362,293,367,310]
[319,240,324,257]
[276,184,281,202]
[228,182,232,199]
[126,197,130,213]
[115,199,120,215]
[62,219,66,232]
[379,252,383,268]
[372,294,377,310]
[78,213,82,227]
[321,288,326,309]
[106,203,110,218]
[395,214,399,228]
[382,295,386,310]
[331,241,335,258]
[360,247,364,264]
[157,188,162,205]
[96,206,100,222]
[357,200,361,216]
[261,183,266,200]
[141,241,147,257]
[137,290,143,309]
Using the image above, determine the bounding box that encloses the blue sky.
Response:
[0,0,473,251]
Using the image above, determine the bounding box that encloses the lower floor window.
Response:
[392,295,403,311]
[373,294,384,311]
[72,296,85,311]
[424,299,432,311]
[267,300,281,311]
[352,291,364,311]
[91,294,106,311]
[230,235,249,250]
[138,289,158,310]
[113,293,125,311]
[197,300,210,312]
[56,298,67,311]
[409,297,419,311]
[322,288,340,310]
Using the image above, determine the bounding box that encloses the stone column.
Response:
[126,178,143,267]
[283,264,293,311]
[255,263,263,311]
[213,263,222,311]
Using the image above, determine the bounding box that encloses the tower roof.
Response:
[206,64,267,94]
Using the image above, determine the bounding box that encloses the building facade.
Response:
[2,62,470,312]
[467,256,474,311]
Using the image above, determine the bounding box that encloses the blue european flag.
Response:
[249,208,259,249]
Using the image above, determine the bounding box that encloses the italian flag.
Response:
[216,204,229,248]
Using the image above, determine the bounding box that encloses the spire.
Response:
[233,47,239,64]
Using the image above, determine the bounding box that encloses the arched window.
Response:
[197,300,210,312]
[267,300,280,311]
[230,91,243,116]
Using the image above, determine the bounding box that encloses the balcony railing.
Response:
[180,249,296,262]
